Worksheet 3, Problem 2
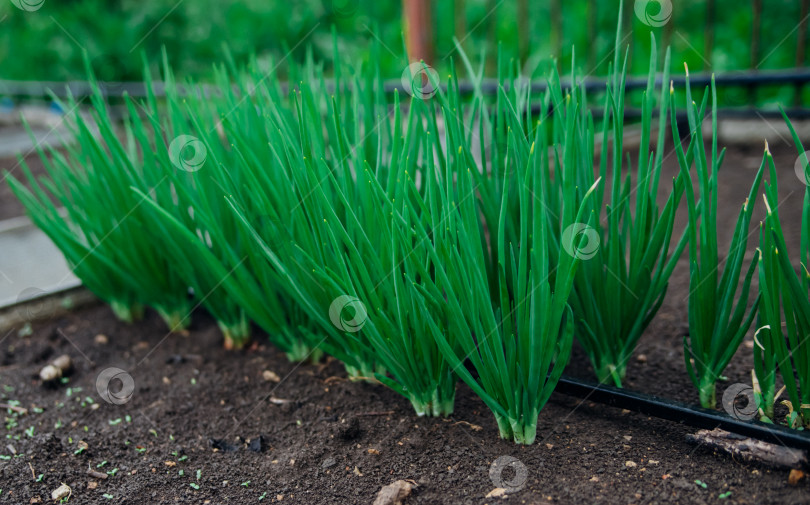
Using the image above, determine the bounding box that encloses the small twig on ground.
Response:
[86,466,108,480]
[0,403,28,415]
[443,419,483,431]
[686,428,808,469]
[28,462,35,480]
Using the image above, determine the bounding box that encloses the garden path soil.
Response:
[1,140,810,504]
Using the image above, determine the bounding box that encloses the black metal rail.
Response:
[556,375,810,454]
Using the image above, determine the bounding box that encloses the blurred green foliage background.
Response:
[0,0,807,84]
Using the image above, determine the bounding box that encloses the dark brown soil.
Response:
[1,140,809,504]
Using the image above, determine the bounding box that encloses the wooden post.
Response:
[403,0,435,64]
[704,0,715,70]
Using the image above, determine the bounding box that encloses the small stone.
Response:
[648,460,659,466]
[636,354,647,363]
[29,496,42,504]
[40,355,73,383]
[87,481,98,490]
[162,377,171,385]
[276,495,283,501]
[374,480,414,505]
[485,488,507,499]
[165,461,176,467]
[368,448,380,455]
[789,469,805,486]
[623,435,632,441]
[39,364,61,383]
[94,334,109,345]
[546,444,554,449]
[51,483,71,501]
[589,476,599,482]
[625,460,637,468]
[262,370,281,382]
[353,466,363,476]
[322,457,336,469]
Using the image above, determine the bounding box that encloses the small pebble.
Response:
[626,461,637,468]
[94,334,109,345]
[636,354,647,363]
[262,370,281,382]
[51,483,71,501]
[485,487,506,498]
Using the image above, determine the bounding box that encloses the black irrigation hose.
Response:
[556,375,810,453]
[2,68,810,98]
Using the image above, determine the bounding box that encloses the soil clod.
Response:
[209,438,240,453]
[373,479,415,505]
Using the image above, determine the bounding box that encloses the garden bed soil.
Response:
[1,140,809,504]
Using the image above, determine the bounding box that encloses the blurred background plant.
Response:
[1,0,808,105]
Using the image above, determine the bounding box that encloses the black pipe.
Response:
[556,375,810,452]
[2,68,810,98]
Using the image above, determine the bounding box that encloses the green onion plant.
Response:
[755,112,810,428]
[673,70,764,409]
[6,65,193,328]
[561,32,686,387]
[226,53,464,415]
